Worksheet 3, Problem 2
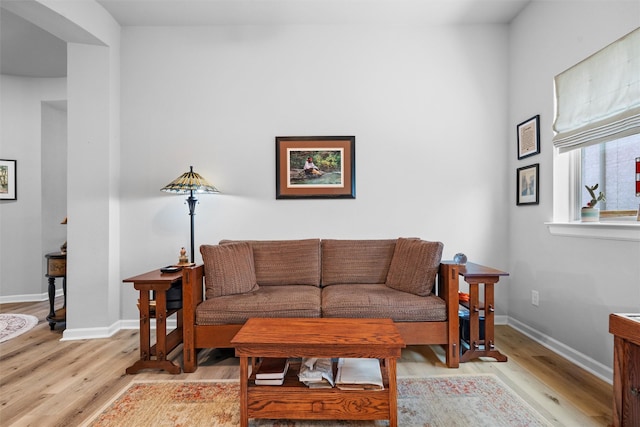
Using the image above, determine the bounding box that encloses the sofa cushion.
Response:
[196,285,321,325]
[321,284,447,322]
[220,239,321,287]
[385,238,443,296]
[200,242,259,298]
[321,239,396,286]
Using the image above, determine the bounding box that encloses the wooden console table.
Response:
[45,252,66,330]
[609,313,640,426]
[448,262,509,363]
[123,269,183,374]
[231,318,405,427]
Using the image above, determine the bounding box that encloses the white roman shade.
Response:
[552,28,640,153]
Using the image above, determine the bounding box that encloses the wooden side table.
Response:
[609,313,640,426]
[447,262,509,363]
[45,252,66,330]
[123,269,184,374]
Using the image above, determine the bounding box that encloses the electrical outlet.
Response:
[531,290,539,306]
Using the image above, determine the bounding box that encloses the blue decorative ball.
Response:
[453,253,467,265]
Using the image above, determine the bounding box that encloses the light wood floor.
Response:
[1,298,612,426]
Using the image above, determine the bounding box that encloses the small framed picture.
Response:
[0,159,17,200]
[275,136,355,199]
[517,115,540,160]
[517,163,539,205]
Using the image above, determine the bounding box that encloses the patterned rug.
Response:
[0,313,38,343]
[85,375,552,427]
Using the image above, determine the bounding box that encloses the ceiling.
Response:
[1,0,531,78]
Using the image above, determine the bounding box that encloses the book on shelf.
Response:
[136,299,156,313]
[335,358,384,390]
[255,358,289,380]
[254,377,285,386]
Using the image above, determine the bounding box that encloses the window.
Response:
[580,133,640,219]
[547,28,640,240]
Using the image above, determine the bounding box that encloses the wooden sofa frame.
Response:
[180,263,461,372]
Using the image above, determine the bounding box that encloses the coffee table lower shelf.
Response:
[247,361,391,421]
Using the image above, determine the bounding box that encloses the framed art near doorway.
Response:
[0,159,17,200]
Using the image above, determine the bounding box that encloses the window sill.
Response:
[546,221,640,242]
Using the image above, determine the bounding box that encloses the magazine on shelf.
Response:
[255,358,289,380]
[335,358,384,390]
[298,357,335,388]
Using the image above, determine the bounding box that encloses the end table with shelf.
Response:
[123,269,184,374]
[446,262,509,363]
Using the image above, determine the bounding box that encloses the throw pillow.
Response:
[201,242,259,298]
[385,238,443,296]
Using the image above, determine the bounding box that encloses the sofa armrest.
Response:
[182,264,204,372]
[438,262,460,368]
[437,262,460,303]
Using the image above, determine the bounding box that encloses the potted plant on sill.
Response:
[581,184,605,222]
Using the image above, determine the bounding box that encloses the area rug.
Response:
[0,313,39,343]
[85,375,552,427]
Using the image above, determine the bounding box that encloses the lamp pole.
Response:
[186,188,197,264]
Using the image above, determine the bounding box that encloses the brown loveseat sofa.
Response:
[181,238,461,372]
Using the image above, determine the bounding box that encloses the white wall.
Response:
[0,76,66,300]
[508,1,640,381]
[119,24,512,319]
[41,101,68,259]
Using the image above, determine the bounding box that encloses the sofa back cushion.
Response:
[385,238,443,296]
[220,239,321,286]
[200,242,260,298]
[321,239,396,286]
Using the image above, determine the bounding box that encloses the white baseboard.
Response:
[61,318,179,341]
[507,316,613,385]
[61,321,121,341]
[0,288,64,304]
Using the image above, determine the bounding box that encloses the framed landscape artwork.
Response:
[517,163,539,205]
[275,136,356,199]
[517,115,540,160]
[0,159,17,200]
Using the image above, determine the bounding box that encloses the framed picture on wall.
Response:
[275,136,356,199]
[517,115,540,159]
[0,159,17,201]
[517,163,539,205]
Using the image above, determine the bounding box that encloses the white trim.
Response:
[508,317,612,384]
[61,322,121,341]
[546,221,640,241]
[60,318,179,341]
[495,315,508,325]
[0,288,64,304]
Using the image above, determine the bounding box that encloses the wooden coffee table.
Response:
[231,318,406,427]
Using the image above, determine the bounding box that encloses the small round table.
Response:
[45,252,66,330]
